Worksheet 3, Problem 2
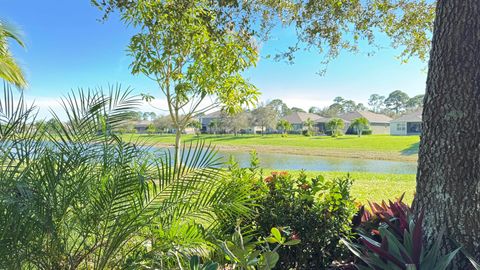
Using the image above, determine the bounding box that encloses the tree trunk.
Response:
[413,1,480,268]
[174,128,182,170]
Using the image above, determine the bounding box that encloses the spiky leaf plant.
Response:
[0,84,253,269]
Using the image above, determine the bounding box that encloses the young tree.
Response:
[0,19,27,88]
[146,123,156,135]
[303,118,315,136]
[221,111,250,136]
[368,94,385,113]
[187,119,202,135]
[96,1,259,162]
[276,119,292,136]
[385,90,410,114]
[350,117,369,137]
[252,104,278,136]
[153,115,174,134]
[326,118,344,138]
[208,119,220,135]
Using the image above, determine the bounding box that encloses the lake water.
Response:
[216,151,417,174]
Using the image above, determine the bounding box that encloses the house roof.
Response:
[339,111,392,124]
[391,109,422,123]
[134,120,153,128]
[283,112,322,124]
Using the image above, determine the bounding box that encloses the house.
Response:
[133,120,153,133]
[199,110,260,134]
[340,111,392,135]
[199,111,222,133]
[390,109,422,135]
[283,112,322,132]
[282,111,347,134]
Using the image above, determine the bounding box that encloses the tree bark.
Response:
[174,128,182,170]
[413,1,480,268]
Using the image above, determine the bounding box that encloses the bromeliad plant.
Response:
[0,85,253,269]
[344,197,460,270]
[352,194,411,241]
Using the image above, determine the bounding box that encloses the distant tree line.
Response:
[308,90,424,118]
[36,90,421,136]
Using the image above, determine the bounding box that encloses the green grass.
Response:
[123,134,420,160]
[264,169,416,204]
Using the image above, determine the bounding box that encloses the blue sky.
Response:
[1,0,427,118]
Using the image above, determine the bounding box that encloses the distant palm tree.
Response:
[0,19,27,88]
[209,119,220,134]
[350,117,370,137]
[326,118,345,137]
[277,119,292,136]
[303,118,315,136]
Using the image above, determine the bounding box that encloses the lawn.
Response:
[123,133,420,161]
[264,169,416,204]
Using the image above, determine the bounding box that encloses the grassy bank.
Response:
[122,134,420,161]
[263,169,416,204]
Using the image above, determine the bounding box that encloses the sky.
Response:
[1,0,427,119]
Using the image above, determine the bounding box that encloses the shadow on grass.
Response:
[401,142,419,156]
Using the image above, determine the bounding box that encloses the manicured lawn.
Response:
[122,134,420,161]
[264,169,416,204]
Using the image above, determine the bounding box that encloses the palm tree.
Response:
[276,119,292,136]
[326,118,345,137]
[0,19,27,88]
[0,85,252,269]
[303,118,315,136]
[350,117,370,137]
[209,119,220,135]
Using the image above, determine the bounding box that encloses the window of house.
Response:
[396,123,406,131]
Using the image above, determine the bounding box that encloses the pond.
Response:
[216,150,417,174]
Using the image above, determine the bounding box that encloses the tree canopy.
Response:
[0,19,27,88]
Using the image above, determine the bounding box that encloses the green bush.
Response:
[222,157,357,269]
[256,171,356,269]
[362,129,372,135]
[302,129,313,136]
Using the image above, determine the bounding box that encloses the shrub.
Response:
[255,171,356,269]
[362,129,372,135]
[302,129,313,136]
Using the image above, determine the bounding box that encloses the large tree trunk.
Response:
[413,1,480,268]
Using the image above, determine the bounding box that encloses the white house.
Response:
[390,109,422,135]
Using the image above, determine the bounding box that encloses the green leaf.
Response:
[283,239,301,246]
[271,227,282,242]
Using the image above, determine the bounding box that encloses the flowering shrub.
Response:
[255,171,356,269]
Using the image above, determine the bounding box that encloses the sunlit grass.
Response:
[123,133,420,155]
[263,169,416,204]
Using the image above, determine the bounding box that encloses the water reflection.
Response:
[217,151,417,174]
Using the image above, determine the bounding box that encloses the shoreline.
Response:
[145,142,418,163]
